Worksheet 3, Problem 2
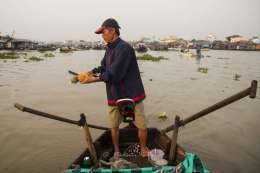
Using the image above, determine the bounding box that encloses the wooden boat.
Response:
[201,48,209,51]
[178,51,197,58]
[135,44,148,53]
[14,80,257,172]
[60,46,74,53]
[37,47,57,52]
[67,126,186,170]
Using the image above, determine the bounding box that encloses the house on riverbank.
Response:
[11,39,38,50]
[0,35,13,49]
[190,40,211,49]
[211,40,228,50]
[0,35,38,50]
[0,40,5,50]
[226,35,248,43]
[210,35,260,51]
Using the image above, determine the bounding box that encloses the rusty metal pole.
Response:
[168,115,180,164]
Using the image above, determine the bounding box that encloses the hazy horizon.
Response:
[1,0,260,42]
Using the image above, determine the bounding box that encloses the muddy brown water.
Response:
[0,50,260,173]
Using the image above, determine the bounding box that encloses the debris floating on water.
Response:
[190,77,198,80]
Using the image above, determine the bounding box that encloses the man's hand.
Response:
[77,72,100,84]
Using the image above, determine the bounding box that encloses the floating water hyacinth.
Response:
[0,52,19,59]
[197,67,208,73]
[44,53,55,58]
[157,112,167,120]
[28,56,44,61]
[233,73,241,81]
[137,54,168,61]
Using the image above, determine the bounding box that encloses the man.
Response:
[77,18,149,158]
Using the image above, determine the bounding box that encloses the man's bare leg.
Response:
[111,127,120,158]
[139,128,149,156]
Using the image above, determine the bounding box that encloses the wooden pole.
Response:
[82,114,98,167]
[168,115,180,164]
[14,103,109,131]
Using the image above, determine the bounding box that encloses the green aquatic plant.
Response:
[44,53,55,58]
[233,73,241,81]
[29,56,44,61]
[137,54,168,61]
[0,52,19,59]
[157,112,167,120]
[197,67,208,74]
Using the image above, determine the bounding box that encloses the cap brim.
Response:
[95,26,105,34]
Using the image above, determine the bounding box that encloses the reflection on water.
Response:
[0,50,260,173]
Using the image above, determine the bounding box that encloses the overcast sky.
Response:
[0,0,259,42]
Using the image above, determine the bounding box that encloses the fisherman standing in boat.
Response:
[77,18,149,159]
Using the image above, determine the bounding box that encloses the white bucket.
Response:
[149,149,165,162]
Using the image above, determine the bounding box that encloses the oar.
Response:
[14,103,106,165]
[162,80,258,133]
[14,103,109,130]
[79,113,99,166]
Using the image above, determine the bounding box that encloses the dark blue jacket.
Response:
[93,38,145,106]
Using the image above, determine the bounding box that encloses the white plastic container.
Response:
[149,149,165,162]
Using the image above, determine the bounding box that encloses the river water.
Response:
[0,50,260,173]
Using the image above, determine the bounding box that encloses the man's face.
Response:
[102,27,116,43]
